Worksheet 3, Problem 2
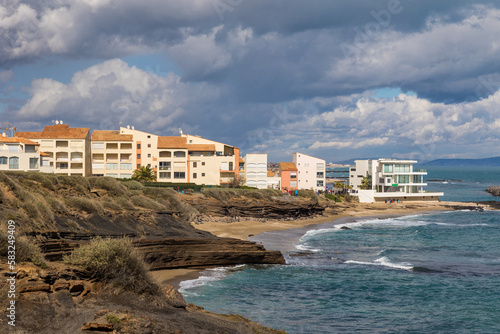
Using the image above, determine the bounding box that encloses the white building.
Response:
[293,152,326,192]
[350,159,444,202]
[267,170,280,189]
[243,153,268,189]
[91,130,134,178]
[0,136,41,172]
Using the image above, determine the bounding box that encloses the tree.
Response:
[228,176,245,188]
[360,176,372,190]
[132,166,157,182]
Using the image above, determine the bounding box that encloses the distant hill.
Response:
[423,157,500,166]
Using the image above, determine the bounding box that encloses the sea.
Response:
[179,167,500,333]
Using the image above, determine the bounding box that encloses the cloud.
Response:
[309,137,389,150]
[10,59,221,132]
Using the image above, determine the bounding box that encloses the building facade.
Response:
[16,124,91,176]
[91,130,134,178]
[243,153,268,189]
[279,162,298,192]
[293,152,326,192]
[0,136,41,172]
[349,159,444,202]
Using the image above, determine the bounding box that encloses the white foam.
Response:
[295,244,322,252]
[345,256,413,271]
[179,266,238,294]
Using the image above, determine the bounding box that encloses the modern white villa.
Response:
[350,159,444,203]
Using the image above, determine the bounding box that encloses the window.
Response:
[316,163,324,170]
[394,164,410,173]
[384,164,393,173]
[229,162,233,171]
[202,173,205,177]
[396,175,410,184]
[193,173,197,179]
[29,158,39,169]
[290,181,297,187]
[137,154,141,159]
[317,172,324,178]
[92,143,105,150]
[25,145,36,153]
[106,163,118,170]
[0,156,7,164]
[290,172,297,179]
[189,140,193,143]
[120,174,132,179]
[58,163,68,169]
[317,180,324,187]
[147,135,151,138]
[148,144,151,148]
[8,145,19,153]
[159,172,171,179]
[174,151,186,158]
[106,173,118,178]
[147,164,151,167]
[120,163,132,170]
[9,157,19,169]
[137,143,141,149]
[193,162,197,168]
[174,172,185,179]
[148,153,151,158]
[159,161,171,170]
[202,162,205,166]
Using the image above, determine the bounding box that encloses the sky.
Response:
[2,0,500,163]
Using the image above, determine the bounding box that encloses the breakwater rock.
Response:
[486,186,500,197]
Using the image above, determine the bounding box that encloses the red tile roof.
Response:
[267,170,278,177]
[0,136,40,145]
[157,136,187,149]
[91,130,133,141]
[279,162,298,171]
[187,144,216,152]
[40,152,50,157]
[16,124,89,139]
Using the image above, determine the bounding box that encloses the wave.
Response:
[179,265,246,293]
[345,256,413,271]
[295,243,322,252]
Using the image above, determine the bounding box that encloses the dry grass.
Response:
[130,195,165,210]
[89,177,128,197]
[65,197,104,214]
[64,237,159,294]
[202,188,282,202]
[0,228,47,267]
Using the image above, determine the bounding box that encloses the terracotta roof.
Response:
[267,170,278,177]
[40,152,50,157]
[157,136,187,149]
[91,130,133,141]
[0,136,40,145]
[187,144,216,152]
[239,157,245,163]
[279,162,298,171]
[16,124,89,139]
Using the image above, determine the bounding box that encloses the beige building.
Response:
[293,152,326,192]
[91,130,134,178]
[118,127,240,186]
[16,124,91,176]
[0,136,41,172]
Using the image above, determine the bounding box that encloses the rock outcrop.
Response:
[486,186,500,197]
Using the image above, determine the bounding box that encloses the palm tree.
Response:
[132,165,157,182]
[360,176,372,190]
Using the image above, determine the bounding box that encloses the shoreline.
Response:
[152,201,479,288]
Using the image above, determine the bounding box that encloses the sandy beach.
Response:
[153,201,478,287]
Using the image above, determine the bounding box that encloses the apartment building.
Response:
[118,127,239,186]
[279,162,298,192]
[293,152,326,192]
[91,130,134,178]
[243,153,268,189]
[16,123,91,176]
[349,159,444,202]
[0,136,41,172]
[267,170,280,189]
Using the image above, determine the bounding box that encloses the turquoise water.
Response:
[181,167,500,333]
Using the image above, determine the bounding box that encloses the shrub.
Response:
[26,173,56,191]
[45,196,68,213]
[59,175,91,192]
[130,195,165,210]
[64,237,159,294]
[102,197,123,211]
[89,177,127,197]
[65,197,103,214]
[0,230,46,267]
[121,180,144,191]
[115,197,136,210]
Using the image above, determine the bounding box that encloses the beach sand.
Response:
[153,201,477,287]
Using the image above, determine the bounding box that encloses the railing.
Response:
[414,169,427,173]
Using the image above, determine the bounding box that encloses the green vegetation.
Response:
[360,176,372,190]
[132,166,157,182]
[64,237,159,294]
[0,228,47,267]
[202,188,282,202]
